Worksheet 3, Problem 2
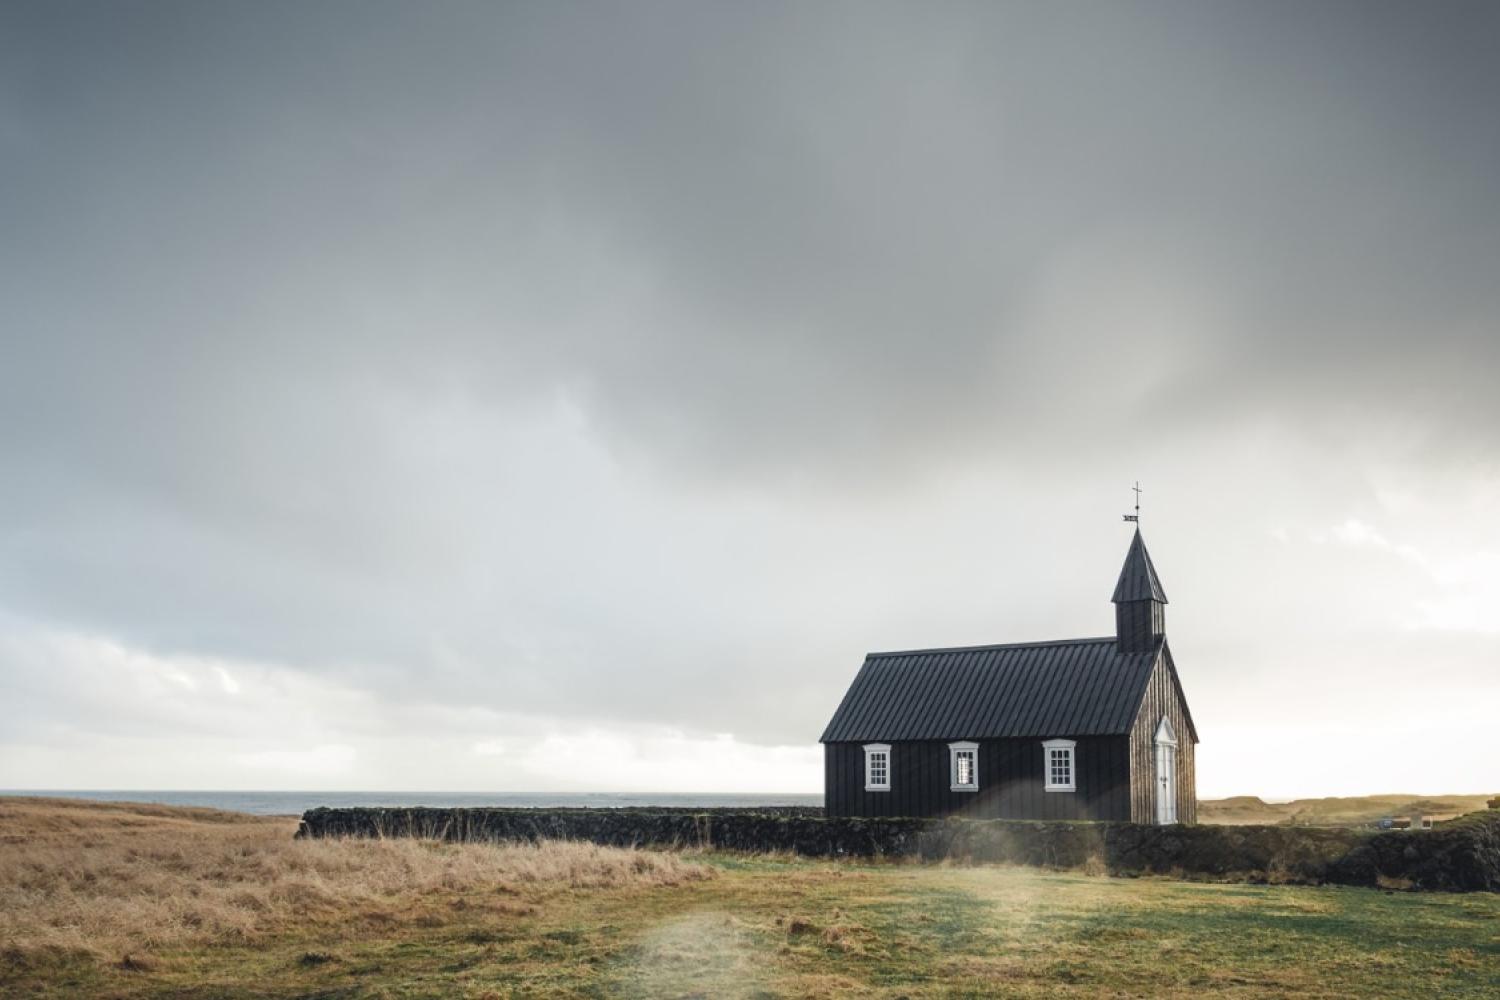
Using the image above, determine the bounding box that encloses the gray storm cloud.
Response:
[2,2,1497,791]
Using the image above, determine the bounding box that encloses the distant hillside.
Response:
[1199,793,1495,827]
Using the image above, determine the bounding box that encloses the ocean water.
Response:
[1,790,824,816]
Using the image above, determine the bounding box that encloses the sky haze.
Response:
[3,1,1498,799]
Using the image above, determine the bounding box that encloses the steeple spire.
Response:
[1112,528,1167,652]
[1112,529,1168,604]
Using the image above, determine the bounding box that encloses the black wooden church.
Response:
[820,528,1197,824]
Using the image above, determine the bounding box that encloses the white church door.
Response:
[1154,717,1178,825]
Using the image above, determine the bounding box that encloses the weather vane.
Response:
[1123,481,1141,523]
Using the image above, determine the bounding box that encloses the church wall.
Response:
[824,735,1131,820]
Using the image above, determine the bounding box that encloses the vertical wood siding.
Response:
[1126,648,1198,824]
[1115,601,1164,653]
[824,736,1132,820]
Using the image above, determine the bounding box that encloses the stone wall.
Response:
[296,806,1500,893]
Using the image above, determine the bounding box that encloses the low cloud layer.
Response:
[3,2,1497,796]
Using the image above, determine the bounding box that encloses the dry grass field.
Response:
[2,797,1497,998]
[1198,794,1495,827]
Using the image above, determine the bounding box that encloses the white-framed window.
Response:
[949,741,978,792]
[863,743,891,792]
[1042,738,1076,792]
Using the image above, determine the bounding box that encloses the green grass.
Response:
[8,853,1497,999]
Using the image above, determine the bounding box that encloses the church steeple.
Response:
[1112,528,1167,652]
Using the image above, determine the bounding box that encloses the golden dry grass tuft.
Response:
[0,797,711,959]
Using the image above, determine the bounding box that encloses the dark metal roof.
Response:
[1112,529,1168,603]
[820,637,1162,743]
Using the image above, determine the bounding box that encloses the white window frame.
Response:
[949,741,979,792]
[1042,738,1076,792]
[863,743,891,792]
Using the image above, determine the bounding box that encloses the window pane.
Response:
[1047,747,1073,787]
[868,750,888,786]
[955,751,974,785]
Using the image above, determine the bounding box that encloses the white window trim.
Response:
[949,741,979,792]
[863,743,891,792]
[1042,738,1077,792]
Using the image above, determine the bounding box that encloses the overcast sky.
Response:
[2,1,1497,799]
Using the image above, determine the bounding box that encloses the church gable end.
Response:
[1126,643,1198,824]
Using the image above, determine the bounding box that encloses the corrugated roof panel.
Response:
[985,645,1025,734]
[969,647,1010,734]
[1013,644,1059,734]
[1079,650,1121,733]
[821,636,1161,742]
[1076,645,1120,734]
[934,649,984,736]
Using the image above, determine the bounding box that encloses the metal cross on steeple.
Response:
[1123,481,1141,523]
